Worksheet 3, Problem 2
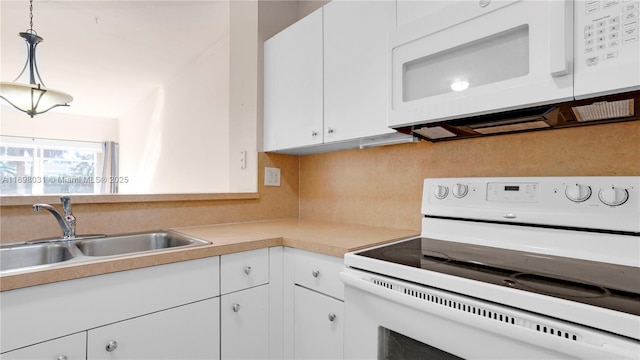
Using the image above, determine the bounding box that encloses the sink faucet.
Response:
[33,196,76,239]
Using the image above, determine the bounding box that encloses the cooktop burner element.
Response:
[357,237,640,316]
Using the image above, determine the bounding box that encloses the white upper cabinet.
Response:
[264,8,324,152]
[264,2,411,154]
[323,0,397,143]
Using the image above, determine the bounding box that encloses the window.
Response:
[0,136,117,195]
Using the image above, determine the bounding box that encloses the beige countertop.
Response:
[0,218,418,292]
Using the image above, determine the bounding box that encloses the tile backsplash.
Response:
[0,153,299,244]
[299,121,640,231]
[2,121,638,243]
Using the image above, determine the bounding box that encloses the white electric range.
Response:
[342,177,640,359]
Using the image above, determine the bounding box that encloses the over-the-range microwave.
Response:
[389,0,640,141]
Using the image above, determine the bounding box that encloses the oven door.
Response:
[341,268,640,359]
[388,0,574,128]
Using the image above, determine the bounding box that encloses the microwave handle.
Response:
[549,0,571,77]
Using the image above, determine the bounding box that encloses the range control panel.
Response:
[423,177,640,233]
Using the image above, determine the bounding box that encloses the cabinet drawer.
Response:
[221,248,269,294]
[293,249,344,300]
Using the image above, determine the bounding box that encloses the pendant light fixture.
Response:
[0,0,73,117]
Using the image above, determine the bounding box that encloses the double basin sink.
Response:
[0,231,211,274]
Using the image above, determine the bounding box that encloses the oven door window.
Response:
[379,328,464,360]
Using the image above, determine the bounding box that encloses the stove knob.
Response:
[433,185,449,199]
[452,183,469,198]
[565,183,591,202]
[598,186,629,206]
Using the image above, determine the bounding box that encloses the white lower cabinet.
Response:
[221,285,270,359]
[87,298,220,360]
[1,332,86,360]
[0,257,220,360]
[220,248,271,360]
[285,248,345,360]
[1,245,351,360]
[294,286,344,360]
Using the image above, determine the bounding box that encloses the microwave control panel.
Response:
[574,0,640,98]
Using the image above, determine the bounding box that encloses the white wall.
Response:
[0,108,118,143]
[1,1,312,195]
[118,33,231,194]
[229,0,259,193]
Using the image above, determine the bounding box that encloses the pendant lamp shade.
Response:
[0,4,73,117]
[0,82,74,117]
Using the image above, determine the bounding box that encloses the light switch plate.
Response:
[264,167,281,186]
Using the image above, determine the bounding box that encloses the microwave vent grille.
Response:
[572,99,634,122]
[413,126,457,140]
[471,119,550,135]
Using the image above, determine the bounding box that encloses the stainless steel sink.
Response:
[0,231,210,274]
[0,243,74,272]
[76,231,209,257]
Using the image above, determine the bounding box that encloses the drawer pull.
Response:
[312,270,320,278]
[233,304,241,312]
[328,313,336,322]
[244,266,252,275]
[57,356,68,360]
[106,340,118,352]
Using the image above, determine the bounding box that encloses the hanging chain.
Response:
[29,0,34,32]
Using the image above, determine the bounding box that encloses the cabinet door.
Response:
[1,332,86,360]
[221,284,270,360]
[264,8,324,151]
[294,285,344,360]
[323,0,397,143]
[87,298,219,360]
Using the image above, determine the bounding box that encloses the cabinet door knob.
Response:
[106,340,118,352]
[57,356,68,360]
[328,313,336,322]
[233,303,241,312]
[311,270,320,278]
[311,130,319,137]
[244,266,252,275]
[327,128,335,134]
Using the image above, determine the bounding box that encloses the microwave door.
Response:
[389,0,573,128]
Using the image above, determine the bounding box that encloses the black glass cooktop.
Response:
[357,238,640,316]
